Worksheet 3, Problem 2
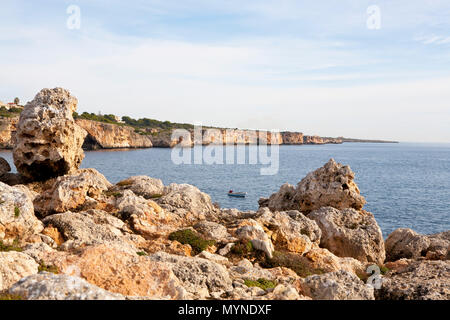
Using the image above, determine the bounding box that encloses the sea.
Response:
[1,142,449,237]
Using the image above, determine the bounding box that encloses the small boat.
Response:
[228,190,247,198]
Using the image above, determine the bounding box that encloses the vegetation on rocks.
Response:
[244,278,277,290]
[38,260,59,274]
[0,239,22,252]
[168,229,216,255]
[0,291,23,300]
[0,106,22,118]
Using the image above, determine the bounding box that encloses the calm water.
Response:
[1,143,449,236]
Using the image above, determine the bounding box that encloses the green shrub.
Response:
[168,229,215,255]
[244,278,277,291]
[136,251,148,256]
[231,240,254,255]
[264,251,325,278]
[38,260,59,274]
[0,292,23,300]
[14,206,20,218]
[0,239,22,252]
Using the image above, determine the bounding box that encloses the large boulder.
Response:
[12,88,87,181]
[42,210,140,253]
[150,251,233,299]
[308,207,385,264]
[9,272,125,300]
[34,169,112,216]
[257,208,321,254]
[376,260,450,300]
[71,245,186,299]
[0,251,38,291]
[158,183,215,222]
[0,182,43,244]
[264,159,366,213]
[385,228,431,262]
[385,228,449,262]
[300,270,375,300]
[113,176,164,199]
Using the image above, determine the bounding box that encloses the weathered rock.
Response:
[385,228,431,262]
[76,119,152,150]
[308,207,385,264]
[42,210,139,253]
[9,272,125,300]
[72,245,185,298]
[376,260,450,300]
[234,219,274,258]
[0,157,11,175]
[265,159,366,213]
[12,88,87,180]
[34,169,112,216]
[113,176,164,199]
[0,251,38,291]
[115,190,173,237]
[0,182,43,243]
[158,183,215,222]
[301,270,374,300]
[427,231,450,260]
[150,251,233,299]
[257,208,321,254]
[193,220,231,241]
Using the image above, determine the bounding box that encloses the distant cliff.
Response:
[0,116,393,151]
[75,119,152,150]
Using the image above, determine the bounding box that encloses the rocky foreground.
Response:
[0,88,448,300]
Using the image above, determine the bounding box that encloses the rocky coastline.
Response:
[1,99,398,151]
[0,88,447,301]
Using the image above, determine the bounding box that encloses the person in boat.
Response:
[228,190,233,194]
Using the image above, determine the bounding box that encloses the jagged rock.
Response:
[115,190,173,237]
[71,245,185,298]
[150,251,233,299]
[193,221,231,241]
[281,132,304,145]
[158,183,215,222]
[376,260,450,300]
[34,169,112,216]
[385,228,449,262]
[113,176,164,199]
[12,88,87,180]
[300,270,374,300]
[308,207,385,264]
[0,182,43,243]
[234,219,274,258]
[42,210,140,253]
[265,159,366,213]
[75,119,152,150]
[9,272,125,300]
[257,208,321,254]
[0,157,11,175]
[197,251,231,266]
[385,228,431,262]
[0,251,38,291]
[427,231,450,260]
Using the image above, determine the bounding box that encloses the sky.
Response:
[0,0,449,142]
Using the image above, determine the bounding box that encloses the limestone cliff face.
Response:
[75,119,152,150]
[281,132,304,145]
[0,117,17,149]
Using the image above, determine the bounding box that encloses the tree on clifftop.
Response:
[14,97,20,105]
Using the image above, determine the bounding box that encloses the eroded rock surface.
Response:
[309,207,385,264]
[13,88,86,180]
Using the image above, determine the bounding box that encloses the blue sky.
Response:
[1,0,450,142]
